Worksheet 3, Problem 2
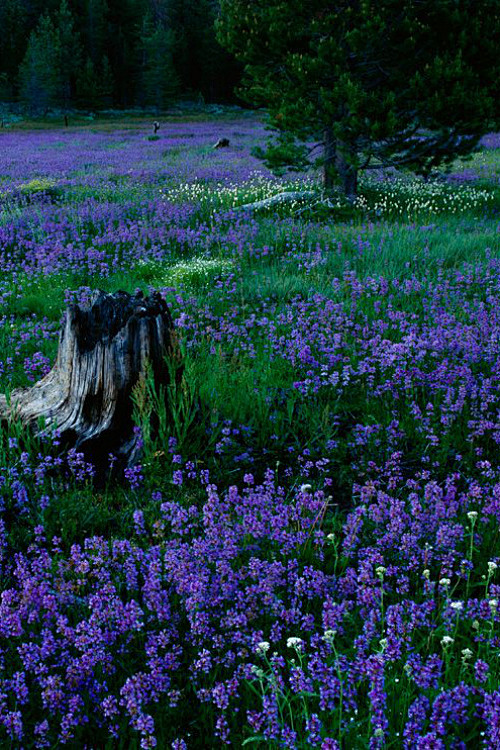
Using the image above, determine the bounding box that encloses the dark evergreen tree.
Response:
[0,0,28,98]
[56,0,82,108]
[18,15,63,112]
[217,0,500,196]
[138,13,179,110]
[165,0,240,102]
[99,55,114,106]
[106,0,148,105]
[82,0,110,64]
[76,54,114,109]
[195,0,242,102]
[22,0,61,29]
[76,56,100,108]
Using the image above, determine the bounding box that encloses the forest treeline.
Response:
[0,0,241,112]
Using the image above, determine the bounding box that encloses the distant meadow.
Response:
[0,115,500,748]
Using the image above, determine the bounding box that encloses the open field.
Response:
[0,116,500,748]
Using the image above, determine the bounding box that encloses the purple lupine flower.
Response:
[124,464,144,489]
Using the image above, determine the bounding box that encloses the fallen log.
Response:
[0,289,179,478]
[234,190,315,212]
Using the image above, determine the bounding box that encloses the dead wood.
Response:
[234,190,315,212]
[0,289,179,478]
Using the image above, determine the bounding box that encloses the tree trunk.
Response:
[323,127,336,191]
[323,133,358,198]
[335,143,358,199]
[0,290,179,480]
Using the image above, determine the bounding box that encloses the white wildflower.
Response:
[256,641,270,655]
[322,629,336,643]
[450,601,463,611]
[441,635,454,647]
[287,637,303,651]
[250,665,265,678]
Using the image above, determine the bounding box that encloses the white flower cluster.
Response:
[255,641,270,655]
[161,173,314,211]
[356,176,493,219]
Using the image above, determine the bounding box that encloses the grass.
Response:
[2,105,257,133]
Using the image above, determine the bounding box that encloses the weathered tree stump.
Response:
[153,120,160,134]
[0,290,179,478]
[213,138,230,149]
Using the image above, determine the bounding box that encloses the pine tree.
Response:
[0,0,28,98]
[56,0,82,108]
[193,0,241,102]
[166,0,233,99]
[76,56,100,109]
[99,55,114,107]
[107,0,148,105]
[83,0,110,64]
[139,13,179,110]
[217,0,500,197]
[18,15,63,113]
[76,54,114,109]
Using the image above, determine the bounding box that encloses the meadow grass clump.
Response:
[0,117,500,747]
[14,177,65,204]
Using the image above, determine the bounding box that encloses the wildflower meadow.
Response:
[0,114,500,749]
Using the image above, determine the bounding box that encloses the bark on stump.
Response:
[0,290,178,479]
